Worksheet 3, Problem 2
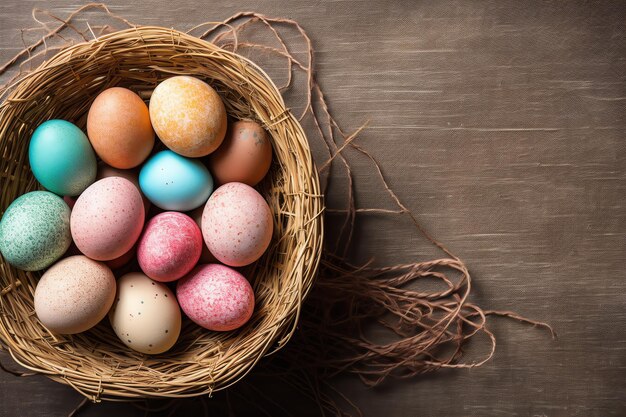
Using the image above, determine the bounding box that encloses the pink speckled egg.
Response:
[137,212,202,282]
[176,264,255,331]
[71,177,145,261]
[35,255,116,334]
[201,182,273,267]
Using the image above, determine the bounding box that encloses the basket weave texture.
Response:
[0,26,323,400]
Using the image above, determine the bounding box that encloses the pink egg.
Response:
[137,212,202,282]
[71,177,145,261]
[176,264,254,331]
[201,182,273,267]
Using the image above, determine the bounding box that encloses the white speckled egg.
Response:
[109,272,181,354]
[34,256,116,334]
[201,182,273,267]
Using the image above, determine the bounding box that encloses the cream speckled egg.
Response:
[149,76,227,157]
[34,256,116,334]
[71,177,145,261]
[201,182,273,267]
[109,272,181,354]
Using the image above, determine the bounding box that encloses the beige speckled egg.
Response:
[34,256,116,334]
[149,76,227,157]
[201,182,273,267]
[109,272,181,354]
[71,177,145,261]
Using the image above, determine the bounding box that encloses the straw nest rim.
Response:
[0,25,323,400]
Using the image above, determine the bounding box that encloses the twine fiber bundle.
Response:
[0,5,552,414]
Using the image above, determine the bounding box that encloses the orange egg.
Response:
[87,87,155,169]
[149,76,227,157]
[208,120,273,186]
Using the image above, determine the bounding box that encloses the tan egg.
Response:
[97,162,151,215]
[34,256,116,334]
[87,87,155,169]
[105,244,136,270]
[149,76,227,157]
[109,272,181,354]
[189,206,217,264]
[208,120,273,186]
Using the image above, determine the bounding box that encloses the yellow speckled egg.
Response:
[149,76,227,157]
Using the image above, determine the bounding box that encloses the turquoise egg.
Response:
[29,119,97,196]
[0,191,71,271]
[139,150,214,211]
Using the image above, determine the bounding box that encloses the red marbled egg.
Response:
[137,212,202,282]
[176,264,254,331]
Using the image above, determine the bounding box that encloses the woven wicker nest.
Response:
[0,26,323,400]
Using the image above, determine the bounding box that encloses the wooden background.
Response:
[0,1,624,416]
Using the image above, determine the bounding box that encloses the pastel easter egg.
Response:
[34,256,116,334]
[149,76,227,157]
[87,87,155,168]
[71,177,145,261]
[0,191,71,271]
[137,212,202,282]
[139,150,213,211]
[208,120,273,186]
[109,272,181,354]
[201,182,273,267]
[29,119,97,196]
[176,264,254,331]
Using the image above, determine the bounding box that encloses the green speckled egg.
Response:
[0,191,71,271]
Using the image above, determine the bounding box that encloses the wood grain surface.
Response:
[1,1,625,416]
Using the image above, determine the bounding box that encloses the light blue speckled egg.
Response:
[139,150,213,211]
[29,119,97,196]
[0,191,71,271]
